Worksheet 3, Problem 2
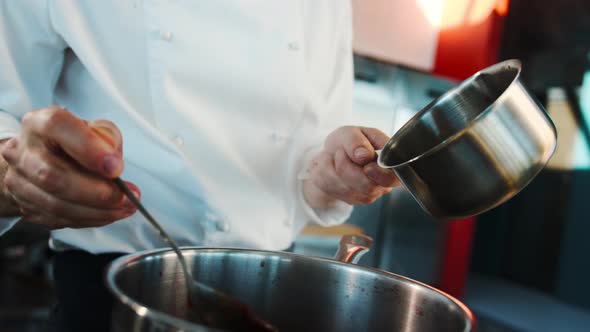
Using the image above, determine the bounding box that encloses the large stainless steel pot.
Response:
[378,59,557,220]
[107,235,474,331]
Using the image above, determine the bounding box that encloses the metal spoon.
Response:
[114,178,278,331]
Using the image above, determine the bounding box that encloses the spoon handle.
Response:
[113,178,192,280]
[113,178,278,331]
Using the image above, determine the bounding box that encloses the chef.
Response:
[0,1,399,331]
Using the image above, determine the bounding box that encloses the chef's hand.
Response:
[0,106,140,229]
[303,126,399,209]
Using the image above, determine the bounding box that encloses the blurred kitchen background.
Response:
[2,0,590,331]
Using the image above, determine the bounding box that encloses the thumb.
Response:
[88,120,123,153]
[87,120,124,177]
[334,127,390,165]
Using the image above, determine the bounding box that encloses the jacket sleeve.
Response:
[0,0,66,235]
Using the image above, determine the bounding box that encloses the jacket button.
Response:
[216,220,230,232]
[160,31,173,41]
[172,135,184,147]
[288,41,300,51]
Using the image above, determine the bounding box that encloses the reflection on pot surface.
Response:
[107,242,474,332]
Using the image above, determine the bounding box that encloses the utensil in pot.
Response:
[113,178,277,332]
[107,234,475,331]
[378,59,557,220]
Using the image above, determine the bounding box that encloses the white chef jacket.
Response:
[0,0,354,252]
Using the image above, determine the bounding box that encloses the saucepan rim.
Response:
[106,246,475,331]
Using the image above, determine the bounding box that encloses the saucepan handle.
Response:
[333,234,373,264]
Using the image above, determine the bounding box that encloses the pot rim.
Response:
[378,59,539,170]
[106,246,476,331]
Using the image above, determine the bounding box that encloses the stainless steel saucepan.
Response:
[107,235,474,331]
[378,59,557,220]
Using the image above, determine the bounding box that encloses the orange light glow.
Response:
[418,0,509,29]
[416,0,446,28]
[494,0,509,16]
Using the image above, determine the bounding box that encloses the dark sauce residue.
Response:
[184,294,278,331]
[414,305,425,317]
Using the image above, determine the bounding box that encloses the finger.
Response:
[49,215,120,229]
[88,119,123,154]
[333,148,377,195]
[22,214,65,230]
[360,127,390,150]
[22,107,123,178]
[6,172,135,224]
[22,212,113,230]
[9,192,35,214]
[11,196,66,230]
[363,162,400,188]
[1,137,20,165]
[325,126,375,165]
[311,151,387,205]
[123,181,142,205]
[309,152,350,199]
[13,146,126,208]
[312,154,386,205]
[333,149,391,205]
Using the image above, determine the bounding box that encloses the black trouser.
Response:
[49,250,124,332]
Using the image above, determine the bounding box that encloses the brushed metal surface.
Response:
[107,248,474,332]
[378,60,557,220]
